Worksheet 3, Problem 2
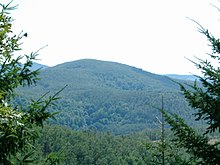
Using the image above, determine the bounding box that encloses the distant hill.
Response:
[31,62,49,71]
[166,74,197,81]
[15,59,198,134]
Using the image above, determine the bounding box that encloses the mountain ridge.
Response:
[16,59,197,134]
[35,59,196,78]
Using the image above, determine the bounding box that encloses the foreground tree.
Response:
[164,10,220,165]
[148,97,195,165]
[0,2,61,164]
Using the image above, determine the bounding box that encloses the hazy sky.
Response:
[2,0,220,74]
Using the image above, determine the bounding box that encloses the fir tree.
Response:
[0,2,63,164]
[163,8,220,165]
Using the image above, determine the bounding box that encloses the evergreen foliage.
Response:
[33,124,194,165]
[1,1,218,164]
[164,13,220,165]
[0,2,60,164]
[164,112,220,164]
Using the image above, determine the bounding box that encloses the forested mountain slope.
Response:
[15,59,197,134]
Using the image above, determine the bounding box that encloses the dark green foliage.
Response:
[0,2,60,164]
[28,124,195,165]
[163,112,220,164]
[178,20,220,134]
[14,59,199,135]
[0,4,39,101]
[164,17,220,164]
[0,1,208,164]
[179,79,220,134]
[34,125,150,165]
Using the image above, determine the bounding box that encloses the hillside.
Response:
[15,59,197,134]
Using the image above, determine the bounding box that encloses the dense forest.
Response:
[29,124,195,165]
[1,1,220,165]
[14,59,200,135]
[9,60,205,164]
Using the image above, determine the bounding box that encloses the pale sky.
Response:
[2,0,220,74]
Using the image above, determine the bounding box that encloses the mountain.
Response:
[15,59,197,134]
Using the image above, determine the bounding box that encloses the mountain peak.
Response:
[16,59,196,134]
